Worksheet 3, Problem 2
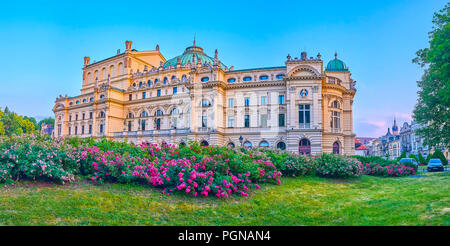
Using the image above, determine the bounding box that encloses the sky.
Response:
[0,0,446,137]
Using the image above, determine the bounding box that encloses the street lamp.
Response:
[239,135,243,147]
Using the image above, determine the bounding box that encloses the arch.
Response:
[276,141,286,150]
[299,138,311,155]
[330,100,340,109]
[126,112,134,118]
[227,142,235,148]
[287,65,320,77]
[163,77,168,84]
[181,75,187,83]
[243,141,253,148]
[259,140,269,148]
[101,67,106,80]
[200,140,209,147]
[86,72,91,84]
[155,118,162,130]
[117,63,123,76]
[333,141,340,154]
[170,108,179,115]
[155,109,164,116]
[99,111,106,118]
[108,65,115,77]
[147,79,152,87]
[140,111,148,117]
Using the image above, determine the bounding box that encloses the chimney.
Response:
[84,56,90,66]
[125,40,132,53]
[117,49,121,55]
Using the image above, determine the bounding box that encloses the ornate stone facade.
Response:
[53,40,357,155]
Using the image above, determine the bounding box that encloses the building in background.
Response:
[40,123,54,136]
[53,40,357,155]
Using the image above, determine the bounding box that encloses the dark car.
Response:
[427,159,444,172]
[399,158,418,166]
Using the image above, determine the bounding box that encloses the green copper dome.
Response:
[326,53,348,71]
[163,44,227,70]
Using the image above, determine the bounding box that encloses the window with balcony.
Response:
[244,97,250,107]
[228,98,235,107]
[244,115,250,128]
[260,114,267,128]
[201,116,207,128]
[157,89,161,97]
[142,92,146,99]
[299,104,311,128]
[173,87,177,95]
[279,114,285,127]
[331,111,340,130]
[278,95,285,104]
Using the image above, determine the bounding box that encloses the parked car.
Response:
[399,158,418,166]
[427,159,444,172]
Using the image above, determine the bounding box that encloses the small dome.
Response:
[326,53,348,71]
[163,42,227,69]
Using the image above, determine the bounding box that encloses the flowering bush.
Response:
[312,153,363,178]
[361,162,416,177]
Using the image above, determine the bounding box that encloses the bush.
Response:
[312,153,362,178]
[361,162,415,177]
[432,149,448,166]
[352,155,397,166]
[418,153,426,164]
[408,154,418,162]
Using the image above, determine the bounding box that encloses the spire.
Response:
[334,52,338,60]
[193,34,196,47]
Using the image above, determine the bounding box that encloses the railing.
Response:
[112,128,191,137]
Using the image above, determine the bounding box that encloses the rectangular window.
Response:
[75,126,78,135]
[58,124,61,136]
[228,98,235,107]
[244,97,250,107]
[279,114,285,127]
[89,125,92,134]
[157,89,161,97]
[81,125,85,134]
[100,124,103,133]
[68,126,71,135]
[89,112,93,119]
[261,96,267,105]
[75,114,78,121]
[128,121,132,131]
[299,104,311,128]
[261,114,267,127]
[173,87,177,95]
[129,94,132,101]
[142,92,146,99]
[202,116,207,128]
[228,116,234,128]
[141,119,146,131]
[82,113,85,120]
[278,95,285,104]
[244,115,250,128]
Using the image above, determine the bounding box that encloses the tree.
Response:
[0,106,36,136]
[432,149,448,166]
[412,3,450,148]
[397,152,407,161]
[408,154,418,162]
[0,108,5,136]
[425,153,432,163]
[23,116,38,131]
[38,117,55,130]
[418,153,426,164]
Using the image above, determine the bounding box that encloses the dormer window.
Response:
[227,78,236,83]
[201,77,209,82]
[276,74,284,80]
[259,75,268,80]
[243,76,252,82]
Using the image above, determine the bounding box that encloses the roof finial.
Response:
[193,34,196,47]
[334,52,338,60]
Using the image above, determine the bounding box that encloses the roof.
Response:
[356,145,368,150]
[163,44,227,70]
[326,52,348,71]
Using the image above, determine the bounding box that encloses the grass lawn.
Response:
[0,172,448,226]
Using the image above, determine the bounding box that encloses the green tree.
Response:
[412,3,450,148]
[418,153,426,164]
[432,149,448,166]
[408,154,418,162]
[425,153,432,164]
[397,152,407,161]
[0,108,5,136]
[23,116,38,131]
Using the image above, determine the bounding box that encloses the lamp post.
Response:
[239,135,243,147]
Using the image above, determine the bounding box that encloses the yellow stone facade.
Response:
[53,40,356,155]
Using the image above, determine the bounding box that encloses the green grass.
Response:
[1,172,449,225]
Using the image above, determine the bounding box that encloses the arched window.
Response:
[331,101,340,109]
[141,119,146,131]
[331,111,340,129]
[259,75,269,81]
[200,140,209,147]
[163,77,168,84]
[201,99,211,107]
[171,108,179,115]
[133,82,136,87]
[76,100,80,104]
[227,142,235,148]
[182,75,187,82]
[259,141,269,148]
[99,111,105,118]
[147,80,152,86]
[243,141,253,148]
[141,111,148,117]
[299,138,311,155]
[201,77,210,82]
[155,109,163,116]
[243,76,252,82]
[126,112,134,118]
[100,94,105,99]
[276,74,284,80]
[89,97,94,102]
[82,99,87,103]
[139,81,143,87]
[276,142,286,150]
[171,75,176,80]
[155,78,159,83]
[333,141,340,154]
[155,118,161,130]
[69,102,73,105]
[227,78,236,83]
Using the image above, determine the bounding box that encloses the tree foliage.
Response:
[432,149,448,166]
[413,3,450,148]
[0,107,37,136]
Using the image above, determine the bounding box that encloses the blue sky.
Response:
[0,0,446,137]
